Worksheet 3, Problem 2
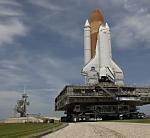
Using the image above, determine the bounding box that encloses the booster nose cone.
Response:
[105,22,109,29]
[90,9,105,58]
[84,19,90,28]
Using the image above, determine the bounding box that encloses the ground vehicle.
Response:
[55,84,150,122]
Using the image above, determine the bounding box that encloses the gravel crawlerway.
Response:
[42,122,150,138]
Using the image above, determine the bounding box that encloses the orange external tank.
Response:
[90,9,104,58]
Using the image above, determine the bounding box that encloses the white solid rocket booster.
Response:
[84,20,91,65]
[82,22,124,86]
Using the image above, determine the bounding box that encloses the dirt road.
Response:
[42,122,150,138]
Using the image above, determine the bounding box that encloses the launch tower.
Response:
[15,93,29,117]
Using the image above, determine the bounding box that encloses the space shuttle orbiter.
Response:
[82,9,124,86]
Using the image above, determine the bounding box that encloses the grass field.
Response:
[108,119,150,124]
[0,122,62,138]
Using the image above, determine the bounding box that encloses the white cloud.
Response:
[123,0,150,13]
[0,0,28,46]
[0,6,23,16]
[0,0,21,6]
[0,0,22,16]
[28,0,64,11]
[112,13,150,49]
[0,20,28,45]
[111,0,150,49]
[95,0,150,49]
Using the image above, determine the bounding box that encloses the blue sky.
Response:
[0,0,150,119]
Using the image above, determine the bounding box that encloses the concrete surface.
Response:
[42,122,150,138]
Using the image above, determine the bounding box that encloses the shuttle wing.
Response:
[111,59,124,85]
